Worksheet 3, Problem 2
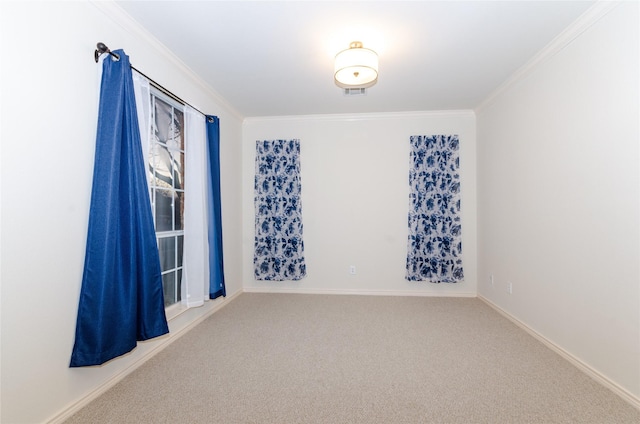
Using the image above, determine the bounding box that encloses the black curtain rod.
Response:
[94,42,209,119]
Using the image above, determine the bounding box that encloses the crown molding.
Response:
[475,1,621,113]
[89,0,244,121]
[244,109,476,124]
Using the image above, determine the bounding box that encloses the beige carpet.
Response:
[65,293,640,423]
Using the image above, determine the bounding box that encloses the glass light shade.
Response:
[334,42,378,88]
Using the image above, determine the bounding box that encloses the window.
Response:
[148,91,185,307]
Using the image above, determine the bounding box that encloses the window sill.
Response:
[164,302,188,322]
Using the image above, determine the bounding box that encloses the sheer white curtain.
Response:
[132,72,151,188]
[182,106,210,307]
[131,75,210,308]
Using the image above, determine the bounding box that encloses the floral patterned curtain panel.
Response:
[406,135,464,283]
[254,140,306,280]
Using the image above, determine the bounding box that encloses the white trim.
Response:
[164,301,188,321]
[244,109,476,124]
[88,0,244,121]
[243,287,476,298]
[478,295,640,411]
[475,1,621,113]
[47,290,242,424]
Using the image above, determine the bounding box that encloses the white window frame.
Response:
[148,88,186,311]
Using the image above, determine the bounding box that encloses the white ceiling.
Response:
[116,1,596,118]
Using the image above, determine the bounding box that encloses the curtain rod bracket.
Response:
[94,42,120,63]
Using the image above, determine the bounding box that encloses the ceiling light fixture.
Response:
[334,41,378,89]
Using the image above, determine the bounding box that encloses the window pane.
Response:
[146,152,154,187]
[154,97,173,145]
[158,237,176,271]
[177,269,182,303]
[151,143,173,189]
[177,235,184,267]
[155,189,173,232]
[174,191,184,231]
[173,151,184,190]
[169,108,184,152]
[162,271,176,307]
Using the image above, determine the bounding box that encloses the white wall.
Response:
[3,0,635,421]
[243,112,477,296]
[0,1,243,423]
[476,2,639,399]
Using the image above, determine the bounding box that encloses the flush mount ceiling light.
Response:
[334,41,378,89]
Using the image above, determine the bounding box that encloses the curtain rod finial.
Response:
[94,42,119,63]
[95,42,110,63]
[96,42,109,53]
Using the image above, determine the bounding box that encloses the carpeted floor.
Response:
[65,293,640,423]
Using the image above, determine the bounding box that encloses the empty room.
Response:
[1,1,638,423]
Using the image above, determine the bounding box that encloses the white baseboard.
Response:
[243,286,476,297]
[47,290,242,424]
[478,295,640,411]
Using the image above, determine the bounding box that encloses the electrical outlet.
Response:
[349,265,356,275]
[507,281,513,295]
[489,274,494,287]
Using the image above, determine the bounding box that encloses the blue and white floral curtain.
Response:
[254,139,306,280]
[406,135,464,283]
